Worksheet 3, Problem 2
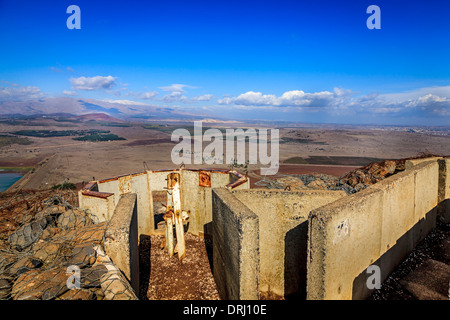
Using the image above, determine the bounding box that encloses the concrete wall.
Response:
[78,190,115,222]
[104,193,139,296]
[231,189,346,299]
[79,169,250,237]
[181,170,235,236]
[307,160,439,300]
[212,188,259,300]
[97,172,153,237]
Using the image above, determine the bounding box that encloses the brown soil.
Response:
[0,159,40,167]
[139,233,220,300]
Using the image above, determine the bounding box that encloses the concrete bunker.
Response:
[78,168,250,296]
[77,157,450,300]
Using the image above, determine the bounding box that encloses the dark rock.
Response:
[66,244,96,268]
[0,276,12,300]
[6,256,43,277]
[9,217,48,250]
[81,264,108,288]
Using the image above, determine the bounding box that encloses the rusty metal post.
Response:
[164,212,174,257]
[174,211,186,260]
[164,172,187,260]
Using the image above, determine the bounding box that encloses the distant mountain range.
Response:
[0,97,214,121]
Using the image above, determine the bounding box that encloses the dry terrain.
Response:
[0,119,448,191]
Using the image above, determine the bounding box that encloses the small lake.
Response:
[0,173,23,192]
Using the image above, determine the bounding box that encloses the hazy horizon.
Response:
[0,0,449,126]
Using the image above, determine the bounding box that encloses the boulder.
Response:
[11,267,69,300]
[6,256,42,277]
[0,253,17,274]
[40,227,62,240]
[57,209,93,230]
[80,263,108,288]
[307,179,327,190]
[66,244,96,268]
[8,217,48,250]
[56,288,94,300]
[32,241,65,265]
[0,276,12,300]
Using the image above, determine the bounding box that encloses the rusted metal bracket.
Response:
[199,170,211,187]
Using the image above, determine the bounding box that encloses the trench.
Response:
[138,191,220,300]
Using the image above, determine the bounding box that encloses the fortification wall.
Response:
[211,188,259,300]
[78,189,115,222]
[79,169,250,238]
[231,189,346,299]
[76,157,448,301]
[104,193,139,295]
[307,160,439,300]
[97,172,153,236]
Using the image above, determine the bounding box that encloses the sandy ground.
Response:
[0,121,449,190]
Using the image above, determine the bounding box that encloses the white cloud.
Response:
[101,99,150,106]
[70,75,116,91]
[0,85,45,102]
[218,86,450,117]
[63,90,77,96]
[162,92,213,103]
[159,84,196,93]
[358,87,450,115]
[218,89,337,108]
[138,91,159,100]
[192,94,213,102]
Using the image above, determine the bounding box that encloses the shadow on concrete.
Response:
[352,207,437,300]
[138,234,151,300]
[284,220,308,300]
[203,222,214,273]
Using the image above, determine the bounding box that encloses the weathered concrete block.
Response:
[233,189,346,299]
[307,160,441,300]
[104,193,139,296]
[307,187,384,300]
[212,188,259,300]
[78,190,115,223]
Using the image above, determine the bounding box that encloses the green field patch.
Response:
[0,166,33,173]
[72,133,126,142]
[280,137,328,145]
[0,135,33,147]
[283,157,308,164]
[11,129,110,138]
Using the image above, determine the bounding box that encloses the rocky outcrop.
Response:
[264,159,406,195]
[0,191,137,300]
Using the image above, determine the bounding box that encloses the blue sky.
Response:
[0,0,449,125]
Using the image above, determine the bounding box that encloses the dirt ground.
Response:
[139,233,220,300]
